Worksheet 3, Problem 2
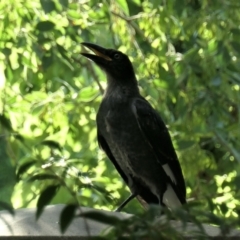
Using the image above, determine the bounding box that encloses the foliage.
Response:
[0,0,240,236]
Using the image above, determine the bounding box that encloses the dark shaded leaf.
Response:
[210,76,221,86]
[40,0,56,13]
[126,0,142,15]
[219,203,228,215]
[60,204,78,233]
[36,185,60,219]
[59,0,69,8]
[233,175,240,189]
[0,201,14,215]
[28,174,59,182]
[41,140,62,151]
[231,41,240,53]
[42,51,54,70]
[57,44,71,62]
[16,160,36,181]
[2,47,11,57]
[36,21,55,31]
[14,133,24,142]
[37,34,52,45]
[79,211,121,225]
[176,140,195,150]
[231,28,240,37]
[205,212,224,226]
[0,114,13,131]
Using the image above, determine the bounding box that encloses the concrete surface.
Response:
[0,204,239,239]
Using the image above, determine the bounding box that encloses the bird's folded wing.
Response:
[97,131,158,207]
[97,133,128,184]
[131,98,186,203]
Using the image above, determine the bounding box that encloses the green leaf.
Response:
[231,41,240,53]
[40,0,56,13]
[210,76,221,86]
[36,21,55,32]
[0,114,13,131]
[231,28,240,37]
[78,87,99,102]
[60,204,78,233]
[116,0,129,15]
[176,140,195,150]
[233,176,240,189]
[57,44,70,62]
[14,134,24,142]
[67,10,81,19]
[2,47,11,57]
[59,0,69,8]
[126,0,142,15]
[219,203,228,215]
[41,140,62,151]
[28,174,59,182]
[36,185,60,219]
[42,50,54,70]
[0,201,14,215]
[16,160,36,181]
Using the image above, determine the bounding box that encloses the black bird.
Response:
[81,42,186,211]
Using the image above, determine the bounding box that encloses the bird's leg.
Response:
[114,193,138,212]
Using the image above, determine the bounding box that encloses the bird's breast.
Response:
[99,103,156,166]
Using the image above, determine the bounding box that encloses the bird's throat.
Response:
[104,79,139,101]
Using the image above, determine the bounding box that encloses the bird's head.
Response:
[81,42,136,83]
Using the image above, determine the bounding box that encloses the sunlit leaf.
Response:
[78,87,99,102]
[116,0,129,15]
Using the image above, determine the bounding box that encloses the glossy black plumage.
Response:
[81,42,186,211]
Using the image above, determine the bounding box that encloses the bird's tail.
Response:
[162,184,184,208]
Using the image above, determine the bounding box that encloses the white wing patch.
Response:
[162,163,177,184]
[162,184,181,208]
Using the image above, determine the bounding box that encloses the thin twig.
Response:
[110,11,154,79]
[72,56,104,94]
[111,11,149,40]
[87,63,105,94]
[111,11,156,22]
[213,130,240,162]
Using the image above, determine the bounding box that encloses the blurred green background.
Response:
[0,0,239,221]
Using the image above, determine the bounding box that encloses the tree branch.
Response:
[72,57,104,95]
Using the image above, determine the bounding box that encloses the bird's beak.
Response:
[80,42,112,63]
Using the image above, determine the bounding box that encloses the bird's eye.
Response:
[114,53,120,59]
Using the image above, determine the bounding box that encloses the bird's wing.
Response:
[132,98,186,205]
[97,132,128,183]
[97,131,157,209]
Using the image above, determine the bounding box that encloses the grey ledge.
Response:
[0,204,239,239]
